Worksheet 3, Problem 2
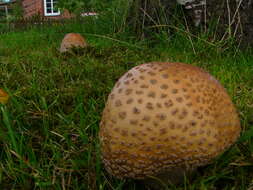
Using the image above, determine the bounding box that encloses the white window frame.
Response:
[43,0,60,16]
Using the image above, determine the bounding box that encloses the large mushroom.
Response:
[99,62,241,187]
[59,33,88,53]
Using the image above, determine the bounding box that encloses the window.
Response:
[44,0,60,16]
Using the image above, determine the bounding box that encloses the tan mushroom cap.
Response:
[60,33,88,53]
[99,62,241,179]
[0,88,9,104]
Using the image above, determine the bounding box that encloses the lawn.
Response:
[0,17,253,190]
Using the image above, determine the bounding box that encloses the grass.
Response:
[0,16,253,190]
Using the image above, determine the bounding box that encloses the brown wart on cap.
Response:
[99,62,241,187]
[59,33,88,53]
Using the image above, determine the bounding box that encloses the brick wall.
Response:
[22,0,42,18]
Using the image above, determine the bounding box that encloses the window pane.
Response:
[47,3,52,8]
[53,9,59,13]
[47,8,52,14]
[53,0,58,7]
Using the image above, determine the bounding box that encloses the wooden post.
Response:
[5,5,8,18]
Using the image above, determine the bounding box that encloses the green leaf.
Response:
[238,127,253,142]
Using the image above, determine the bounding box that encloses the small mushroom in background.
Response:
[0,88,9,105]
[59,33,88,53]
[99,62,241,188]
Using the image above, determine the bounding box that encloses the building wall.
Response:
[22,0,43,18]
[22,0,73,19]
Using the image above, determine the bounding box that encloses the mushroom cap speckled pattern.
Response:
[60,33,87,53]
[99,62,241,179]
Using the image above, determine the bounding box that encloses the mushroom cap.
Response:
[0,88,9,104]
[99,62,241,179]
[59,33,87,53]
